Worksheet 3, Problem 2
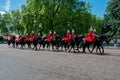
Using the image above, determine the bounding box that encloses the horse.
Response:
[61,37,71,52]
[90,34,107,55]
[68,35,84,53]
[52,35,62,51]
[82,34,107,55]
[7,35,16,48]
[16,36,27,49]
[27,36,38,50]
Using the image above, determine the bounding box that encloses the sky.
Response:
[82,0,110,18]
[0,0,109,18]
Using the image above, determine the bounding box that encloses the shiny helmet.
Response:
[67,29,70,33]
[89,27,93,31]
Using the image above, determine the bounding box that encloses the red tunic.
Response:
[30,33,35,38]
[24,36,29,43]
[17,35,22,43]
[53,34,57,38]
[71,33,76,38]
[63,33,71,43]
[85,31,96,42]
[8,35,13,41]
[92,32,96,42]
[37,35,42,42]
[46,34,53,42]
[30,33,35,42]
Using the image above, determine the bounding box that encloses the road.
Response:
[0,44,120,80]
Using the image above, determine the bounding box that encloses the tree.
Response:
[103,0,120,38]
[11,10,24,34]
[0,0,103,36]
[22,0,94,36]
[0,12,11,36]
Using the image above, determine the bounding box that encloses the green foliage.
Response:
[0,0,103,37]
[103,0,120,38]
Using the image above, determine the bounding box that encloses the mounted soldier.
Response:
[8,34,14,42]
[82,27,97,53]
[71,29,76,39]
[52,31,57,40]
[84,27,96,43]
[29,31,35,42]
[8,33,16,47]
[37,32,42,43]
[46,30,53,42]
[24,33,29,43]
[16,32,22,44]
[63,29,71,43]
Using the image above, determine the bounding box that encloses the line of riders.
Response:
[8,27,107,54]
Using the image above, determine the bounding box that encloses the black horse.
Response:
[52,35,62,51]
[16,36,27,49]
[61,38,71,52]
[82,34,107,54]
[8,36,16,48]
[68,35,84,53]
[90,35,107,54]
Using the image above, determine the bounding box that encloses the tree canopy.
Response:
[103,0,120,39]
[0,0,103,37]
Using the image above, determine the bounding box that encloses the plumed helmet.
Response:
[49,30,52,34]
[26,33,28,35]
[72,29,75,33]
[38,33,40,35]
[54,31,56,34]
[19,31,22,35]
[32,31,34,33]
[89,27,93,31]
[94,28,96,32]
[67,29,70,33]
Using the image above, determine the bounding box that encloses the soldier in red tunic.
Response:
[71,29,76,38]
[30,31,35,42]
[8,34,13,42]
[24,33,29,43]
[37,33,42,43]
[53,31,57,39]
[63,29,71,43]
[46,30,53,42]
[92,28,97,42]
[84,27,96,43]
[16,33,22,43]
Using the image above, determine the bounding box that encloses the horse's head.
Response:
[54,35,62,42]
[97,34,107,43]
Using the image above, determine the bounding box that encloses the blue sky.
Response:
[0,0,109,18]
[83,0,110,18]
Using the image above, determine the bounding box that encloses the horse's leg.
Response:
[57,43,60,51]
[97,45,104,55]
[87,43,91,53]
[52,42,55,50]
[82,42,87,53]
[39,42,41,49]
[68,44,72,52]
[72,44,76,53]
[77,43,80,52]
[61,41,64,51]
[90,43,96,53]
[12,42,15,48]
[16,42,18,48]
[65,43,67,51]
[35,44,37,50]
[47,42,50,51]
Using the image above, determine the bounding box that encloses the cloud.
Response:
[0,11,5,15]
[0,0,10,12]
[5,0,10,12]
